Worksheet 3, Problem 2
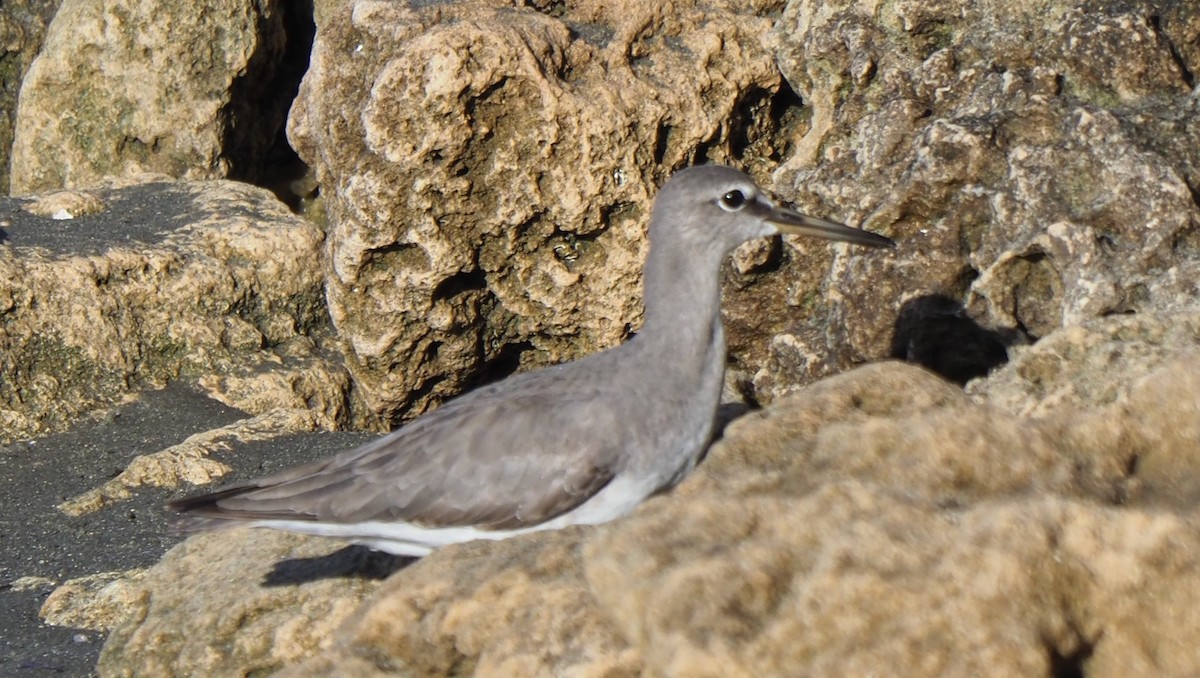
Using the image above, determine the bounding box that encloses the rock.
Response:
[57,408,330,517]
[40,569,148,632]
[582,353,1200,676]
[95,531,388,677]
[288,0,823,421]
[0,179,329,443]
[99,312,1200,675]
[21,188,108,218]
[0,0,62,194]
[755,0,1200,399]
[279,534,640,678]
[9,0,296,195]
[973,311,1200,415]
[198,346,379,432]
[13,0,1200,674]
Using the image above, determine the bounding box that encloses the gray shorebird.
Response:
[169,165,894,556]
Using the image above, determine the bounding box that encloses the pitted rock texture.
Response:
[98,312,1200,676]
[96,531,387,678]
[9,0,292,195]
[0,179,328,443]
[0,0,62,194]
[755,0,1200,400]
[288,0,884,422]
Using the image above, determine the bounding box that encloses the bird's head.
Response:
[650,165,895,254]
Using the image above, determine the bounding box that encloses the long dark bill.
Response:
[766,206,895,249]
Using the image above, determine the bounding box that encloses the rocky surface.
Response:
[0,380,379,677]
[1,0,1199,675]
[0,178,352,444]
[0,384,245,677]
[0,0,61,194]
[96,316,1200,676]
[9,0,308,196]
[754,0,1200,400]
[287,0,894,422]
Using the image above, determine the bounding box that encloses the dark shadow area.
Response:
[729,80,805,164]
[1047,637,1094,678]
[224,0,316,210]
[0,383,250,677]
[431,268,488,302]
[715,401,751,437]
[889,294,1018,385]
[263,544,416,586]
[468,339,534,390]
[0,181,193,255]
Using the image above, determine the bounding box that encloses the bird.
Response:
[169,165,895,556]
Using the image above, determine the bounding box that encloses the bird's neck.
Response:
[633,230,729,376]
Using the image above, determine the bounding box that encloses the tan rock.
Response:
[21,189,107,218]
[0,0,61,194]
[288,0,826,422]
[96,531,385,677]
[197,345,380,433]
[9,575,57,592]
[973,311,1200,415]
[282,534,641,678]
[99,321,1200,675]
[581,359,1200,677]
[0,179,329,443]
[755,0,1200,398]
[41,569,148,632]
[10,0,288,194]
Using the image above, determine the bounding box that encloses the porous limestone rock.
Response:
[0,0,61,194]
[96,531,386,677]
[40,569,148,632]
[0,0,60,193]
[973,311,1200,416]
[98,313,1200,676]
[756,0,1200,399]
[0,179,330,443]
[287,0,842,422]
[9,0,291,194]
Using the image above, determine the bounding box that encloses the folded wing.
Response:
[170,385,624,531]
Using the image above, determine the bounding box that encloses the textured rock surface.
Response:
[40,569,148,632]
[282,533,640,678]
[96,531,387,677]
[99,312,1200,676]
[10,0,291,194]
[975,311,1200,416]
[755,0,1200,399]
[0,179,331,443]
[6,0,1200,674]
[0,0,62,194]
[287,0,891,422]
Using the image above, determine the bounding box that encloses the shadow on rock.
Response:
[263,545,415,586]
[889,294,1018,385]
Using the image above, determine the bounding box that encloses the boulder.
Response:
[0,179,332,442]
[97,325,1200,675]
[9,0,299,195]
[754,0,1200,399]
[287,0,863,421]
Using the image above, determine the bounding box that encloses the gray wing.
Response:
[169,380,625,530]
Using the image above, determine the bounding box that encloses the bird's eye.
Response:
[719,190,748,211]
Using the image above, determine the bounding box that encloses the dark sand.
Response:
[0,383,376,676]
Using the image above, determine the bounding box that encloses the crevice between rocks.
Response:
[223,0,316,211]
[1148,13,1196,90]
[1048,637,1094,678]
